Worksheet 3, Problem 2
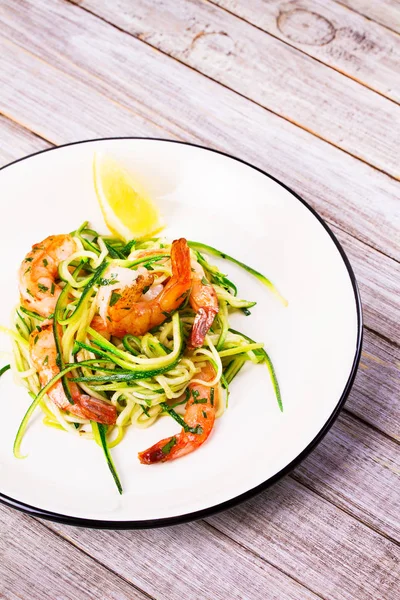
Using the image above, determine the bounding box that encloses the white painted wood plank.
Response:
[0,505,148,600]
[334,227,400,342]
[207,477,400,600]
[210,0,400,102]
[0,115,50,163]
[0,9,399,262]
[294,411,400,541]
[349,331,400,440]
[45,516,320,600]
[340,0,400,34]
[60,0,400,177]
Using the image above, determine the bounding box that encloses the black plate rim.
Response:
[0,137,363,529]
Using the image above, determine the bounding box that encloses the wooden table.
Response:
[1,1,399,598]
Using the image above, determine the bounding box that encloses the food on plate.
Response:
[0,156,286,493]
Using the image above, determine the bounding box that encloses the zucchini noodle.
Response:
[3,222,284,492]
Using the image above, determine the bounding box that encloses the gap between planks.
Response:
[336,0,400,35]
[201,520,327,600]
[207,0,400,105]
[1,8,399,261]
[66,0,400,183]
[36,517,157,600]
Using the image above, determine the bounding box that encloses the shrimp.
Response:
[103,238,192,338]
[19,234,77,318]
[188,261,219,348]
[30,321,117,424]
[138,362,218,464]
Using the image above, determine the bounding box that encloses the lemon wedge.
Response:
[93,152,164,241]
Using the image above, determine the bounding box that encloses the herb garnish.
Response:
[98,274,119,286]
[43,258,48,267]
[161,436,177,455]
[38,283,49,293]
[109,291,121,307]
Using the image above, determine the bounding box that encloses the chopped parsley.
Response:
[193,397,207,404]
[142,285,150,295]
[36,325,42,332]
[192,389,200,399]
[24,266,32,274]
[38,283,49,293]
[43,355,48,366]
[191,425,203,435]
[98,274,119,286]
[202,410,207,419]
[50,283,55,295]
[109,291,121,307]
[210,387,215,407]
[161,436,177,455]
[33,335,39,345]
[42,258,48,267]
[26,288,34,298]
[24,257,33,263]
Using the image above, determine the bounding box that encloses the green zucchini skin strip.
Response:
[54,284,74,404]
[229,328,283,412]
[58,260,108,325]
[70,360,180,382]
[0,364,10,378]
[92,422,123,494]
[160,402,202,434]
[13,363,84,458]
[19,307,46,322]
[188,241,288,306]
[122,335,140,355]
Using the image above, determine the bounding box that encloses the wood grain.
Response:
[209,477,400,600]
[1,63,400,344]
[333,226,400,342]
[46,476,400,600]
[1,9,399,262]
[61,0,400,177]
[0,115,50,163]
[294,411,400,541]
[0,505,148,600]
[339,0,400,34]
[210,0,400,102]
[349,331,400,440]
[44,515,321,600]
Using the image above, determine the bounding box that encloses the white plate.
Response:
[0,139,362,528]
